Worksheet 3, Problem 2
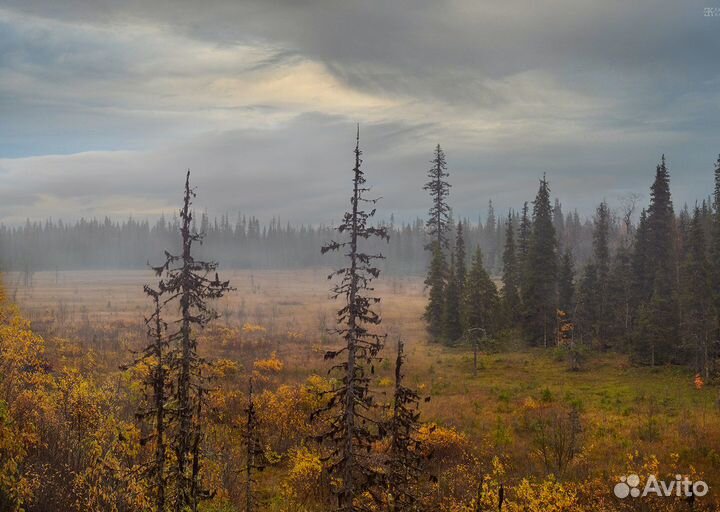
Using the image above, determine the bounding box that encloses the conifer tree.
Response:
[646,156,676,278]
[153,171,233,512]
[314,128,389,511]
[386,338,424,511]
[522,175,558,346]
[442,253,463,343]
[501,212,521,324]
[463,247,501,338]
[423,145,451,250]
[647,156,679,363]
[633,156,679,365]
[422,145,451,340]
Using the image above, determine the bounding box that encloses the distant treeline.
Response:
[0,204,601,276]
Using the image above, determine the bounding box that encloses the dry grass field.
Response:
[5,269,720,508]
[8,268,425,331]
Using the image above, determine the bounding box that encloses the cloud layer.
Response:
[1,1,719,223]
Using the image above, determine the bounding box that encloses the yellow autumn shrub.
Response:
[282,446,329,508]
[0,287,53,510]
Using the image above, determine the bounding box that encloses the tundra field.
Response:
[5,269,720,510]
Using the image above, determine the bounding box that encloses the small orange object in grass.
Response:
[694,373,704,390]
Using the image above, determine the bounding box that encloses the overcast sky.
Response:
[1,0,719,225]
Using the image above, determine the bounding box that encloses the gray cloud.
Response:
[0,1,719,224]
[5,1,716,100]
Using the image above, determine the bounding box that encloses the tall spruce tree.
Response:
[423,145,451,250]
[314,128,389,511]
[151,171,233,512]
[633,156,679,365]
[522,175,558,346]
[501,212,521,324]
[179,175,229,511]
[422,145,451,340]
